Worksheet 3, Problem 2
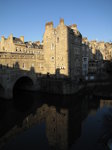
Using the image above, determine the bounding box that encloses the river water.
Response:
[0,90,112,150]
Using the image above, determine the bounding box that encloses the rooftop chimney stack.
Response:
[20,36,24,43]
[45,22,53,30]
[60,18,64,25]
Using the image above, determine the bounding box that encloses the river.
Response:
[0,90,112,150]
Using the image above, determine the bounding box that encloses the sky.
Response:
[0,0,112,42]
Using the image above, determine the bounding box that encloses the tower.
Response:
[43,19,69,78]
[43,19,82,80]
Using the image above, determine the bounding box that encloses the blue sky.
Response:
[0,0,112,42]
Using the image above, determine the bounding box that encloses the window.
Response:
[51,43,54,50]
[2,47,5,50]
[46,36,48,42]
[83,64,87,69]
[84,57,87,61]
[54,30,56,35]
[75,48,79,54]
[51,56,54,61]
[39,63,43,69]
[32,63,34,67]
[75,38,78,43]
[23,63,25,68]
[57,37,59,43]
[24,49,26,52]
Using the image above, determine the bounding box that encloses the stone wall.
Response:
[43,19,82,80]
[43,19,69,76]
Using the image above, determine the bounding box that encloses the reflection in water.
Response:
[100,99,112,108]
[100,99,112,145]
[13,91,34,112]
[46,101,82,150]
[0,92,112,150]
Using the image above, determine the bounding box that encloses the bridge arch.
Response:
[0,74,40,99]
[13,76,35,93]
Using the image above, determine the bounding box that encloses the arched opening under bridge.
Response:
[13,76,34,93]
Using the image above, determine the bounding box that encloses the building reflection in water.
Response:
[46,101,82,150]
[100,99,112,108]
[100,98,112,143]
[0,92,112,150]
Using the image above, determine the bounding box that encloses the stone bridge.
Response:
[0,67,40,99]
[0,65,84,99]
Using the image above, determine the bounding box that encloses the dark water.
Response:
[0,91,112,150]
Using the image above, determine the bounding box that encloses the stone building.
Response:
[0,19,112,81]
[0,34,44,74]
[43,19,82,80]
[81,37,112,79]
[82,37,93,76]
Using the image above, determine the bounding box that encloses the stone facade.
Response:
[0,19,83,81]
[0,34,44,74]
[82,37,112,78]
[43,19,82,80]
[0,19,112,82]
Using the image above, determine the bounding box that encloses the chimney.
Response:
[1,36,5,43]
[60,18,64,25]
[20,36,24,43]
[45,22,53,30]
[70,24,78,31]
[10,33,13,43]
